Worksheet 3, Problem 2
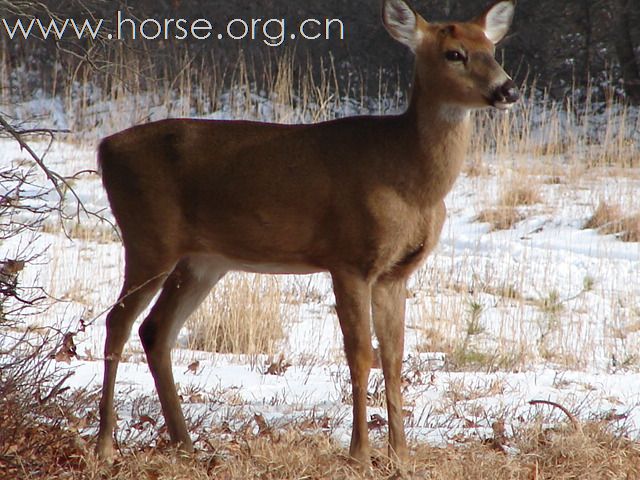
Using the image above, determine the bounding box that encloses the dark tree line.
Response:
[610,0,640,103]
[505,0,640,102]
[0,0,639,104]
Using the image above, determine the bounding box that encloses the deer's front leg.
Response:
[331,271,373,465]
[372,277,408,462]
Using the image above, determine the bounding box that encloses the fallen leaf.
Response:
[53,333,77,363]
[132,414,157,430]
[186,360,200,374]
[254,413,271,436]
[265,353,291,376]
[367,413,387,431]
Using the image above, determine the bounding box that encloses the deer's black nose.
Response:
[492,79,520,107]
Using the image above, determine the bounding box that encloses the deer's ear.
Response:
[383,0,423,52]
[475,0,514,44]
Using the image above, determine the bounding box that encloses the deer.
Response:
[95,0,518,465]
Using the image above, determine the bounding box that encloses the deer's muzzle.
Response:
[490,79,519,109]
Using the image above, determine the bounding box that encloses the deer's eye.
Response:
[445,50,466,62]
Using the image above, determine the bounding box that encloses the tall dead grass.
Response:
[470,81,639,172]
[2,46,394,142]
[186,274,294,358]
[3,41,637,172]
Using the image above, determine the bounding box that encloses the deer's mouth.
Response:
[491,99,516,110]
[488,79,520,109]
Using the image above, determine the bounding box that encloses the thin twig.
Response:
[0,114,119,236]
[0,114,66,202]
[38,370,75,405]
[79,270,173,330]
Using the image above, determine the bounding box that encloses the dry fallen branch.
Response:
[529,399,583,433]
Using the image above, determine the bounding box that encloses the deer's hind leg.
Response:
[96,253,176,459]
[139,257,227,452]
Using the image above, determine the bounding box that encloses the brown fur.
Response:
[95,0,518,466]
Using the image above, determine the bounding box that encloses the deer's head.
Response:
[383,0,519,111]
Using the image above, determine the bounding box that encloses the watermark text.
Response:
[1,12,346,47]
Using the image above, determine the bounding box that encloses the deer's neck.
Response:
[403,80,471,206]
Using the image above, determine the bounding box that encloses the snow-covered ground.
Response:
[1,99,640,450]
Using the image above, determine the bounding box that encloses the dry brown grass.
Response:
[475,206,525,231]
[500,185,542,207]
[3,302,639,480]
[5,415,640,479]
[584,201,624,230]
[616,215,640,242]
[584,201,640,242]
[470,81,640,176]
[475,183,541,232]
[186,273,293,357]
[41,220,119,244]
